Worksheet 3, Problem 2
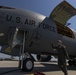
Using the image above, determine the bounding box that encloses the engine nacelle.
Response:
[36,54,51,62]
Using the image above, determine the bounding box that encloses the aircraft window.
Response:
[0,6,15,9]
[55,21,75,39]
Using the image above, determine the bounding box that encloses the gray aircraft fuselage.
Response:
[0,6,76,57]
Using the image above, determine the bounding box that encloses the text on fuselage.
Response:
[5,15,56,32]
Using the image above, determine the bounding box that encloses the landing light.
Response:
[0,33,4,36]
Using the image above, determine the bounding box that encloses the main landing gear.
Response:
[68,58,76,66]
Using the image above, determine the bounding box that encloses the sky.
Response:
[0,0,76,29]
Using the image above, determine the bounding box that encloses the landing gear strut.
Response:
[18,31,34,72]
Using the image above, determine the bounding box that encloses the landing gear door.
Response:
[8,27,24,49]
[8,27,17,48]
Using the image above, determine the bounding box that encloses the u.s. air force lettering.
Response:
[6,15,56,32]
[38,22,56,32]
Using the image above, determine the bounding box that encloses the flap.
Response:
[49,1,76,25]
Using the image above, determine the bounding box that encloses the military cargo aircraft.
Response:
[0,1,76,72]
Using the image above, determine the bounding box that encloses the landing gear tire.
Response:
[68,60,73,66]
[73,59,76,66]
[22,58,34,72]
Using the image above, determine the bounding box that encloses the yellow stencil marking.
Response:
[5,47,11,52]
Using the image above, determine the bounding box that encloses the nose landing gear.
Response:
[18,31,34,72]
[22,58,34,72]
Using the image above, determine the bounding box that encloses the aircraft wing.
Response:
[49,1,76,25]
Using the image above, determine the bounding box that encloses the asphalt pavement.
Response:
[0,61,76,75]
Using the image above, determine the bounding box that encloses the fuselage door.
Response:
[49,1,76,25]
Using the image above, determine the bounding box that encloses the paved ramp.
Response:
[0,61,76,75]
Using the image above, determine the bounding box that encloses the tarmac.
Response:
[0,60,76,75]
